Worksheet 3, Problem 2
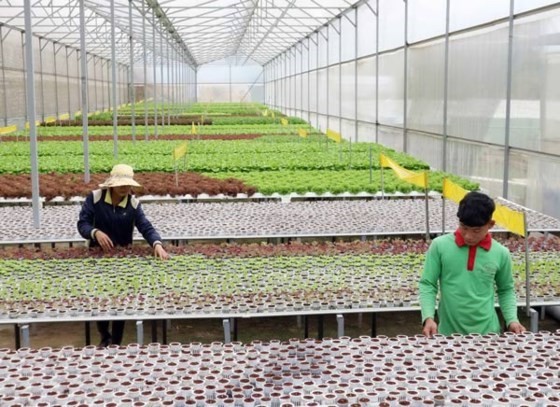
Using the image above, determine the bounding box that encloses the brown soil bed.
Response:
[1,134,264,142]
[0,172,257,200]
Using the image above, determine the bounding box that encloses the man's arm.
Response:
[495,249,523,331]
[419,240,442,335]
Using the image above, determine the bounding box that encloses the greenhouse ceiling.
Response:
[0,0,364,67]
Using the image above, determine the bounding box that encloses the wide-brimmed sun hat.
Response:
[99,164,142,189]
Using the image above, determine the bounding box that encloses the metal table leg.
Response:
[136,321,144,345]
[336,314,344,338]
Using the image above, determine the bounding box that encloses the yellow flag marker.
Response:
[298,128,308,138]
[442,178,468,204]
[379,153,428,189]
[280,118,288,126]
[44,116,57,124]
[326,129,342,143]
[0,125,17,135]
[59,113,70,120]
[191,122,197,135]
[271,111,275,118]
[493,204,525,237]
[262,109,269,117]
[172,142,188,161]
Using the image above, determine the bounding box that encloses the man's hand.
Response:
[422,318,438,338]
[507,321,526,334]
[154,244,170,260]
[94,230,114,252]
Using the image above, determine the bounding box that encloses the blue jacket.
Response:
[77,189,162,248]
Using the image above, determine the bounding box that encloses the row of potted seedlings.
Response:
[0,331,559,406]
[0,243,559,320]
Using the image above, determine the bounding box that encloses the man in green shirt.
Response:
[419,191,525,336]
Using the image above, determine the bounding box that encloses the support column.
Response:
[24,0,40,227]
[110,0,118,158]
[79,0,90,182]
[129,0,136,141]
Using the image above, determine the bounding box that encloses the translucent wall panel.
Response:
[309,113,317,129]
[516,0,559,13]
[407,39,445,134]
[341,12,357,63]
[197,83,261,103]
[302,73,309,114]
[450,0,509,32]
[407,131,444,170]
[302,40,309,72]
[317,68,327,115]
[309,35,318,70]
[328,22,340,65]
[357,122,377,142]
[516,151,560,219]
[378,125,404,150]
[309,70,317,112]
[378,51,404,127]
[357,57,376,123]
[446,139,505,198]
[295,74,302,111]
[329,117,340,133]
[447,24,508,143]
[318,27,328,68]
[409,0,447,43]
[357,3,377,58]
[328,65,340,118]
[379,0,404,51]
[510,9,560,154]
[341,118,356,142]
[231,65,263,83]
[317,114,328,132]
[341,62,355,119]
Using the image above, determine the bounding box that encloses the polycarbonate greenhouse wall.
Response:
[0,0,560,220]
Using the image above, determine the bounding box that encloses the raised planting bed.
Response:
[1,198,559,245]
[0,331,559,405]
[1,237,559,321]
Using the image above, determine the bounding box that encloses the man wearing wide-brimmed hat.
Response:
[78,164,169,346]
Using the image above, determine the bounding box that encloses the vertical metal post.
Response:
[442,0,450,234]
[79,0,90,182]
[194,66,198,103]
[129,0,136,142]
[53,42,59,119]
[110,0,118,158]
[136,321,144,345]
[529,308,538,332]
[152,9,158,139]
[307,38,311,124]
[24,0,41,227]
[0,26,7,126]
[160,32,165,127]
[524,212,530,317]
[142,0,148,140]
[326,27,330,132]
[223,319,231,343]
[20,325,30,348]
[166,35,170,125]
[375,0,379,143]
[21,32,28,125]
[65,47,71,119]
[229,62,232,102]
[38,39,45,122]
[336,314,344,338]
[503,0,515,199]
[316,32,319,129]
[403,0,408,152]
[339,17,342,136]
[354,7,359,142]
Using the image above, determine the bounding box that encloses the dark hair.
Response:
[457,191,495,227]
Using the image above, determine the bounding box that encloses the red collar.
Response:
[454,229,492,251]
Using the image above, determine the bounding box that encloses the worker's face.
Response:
[458,220,495,246]
[112,185,132,200]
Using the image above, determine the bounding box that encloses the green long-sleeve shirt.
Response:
[419,233,519,335]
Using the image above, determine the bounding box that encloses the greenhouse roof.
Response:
[0,0,363,67]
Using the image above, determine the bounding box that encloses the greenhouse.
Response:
[1,0,560,406]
